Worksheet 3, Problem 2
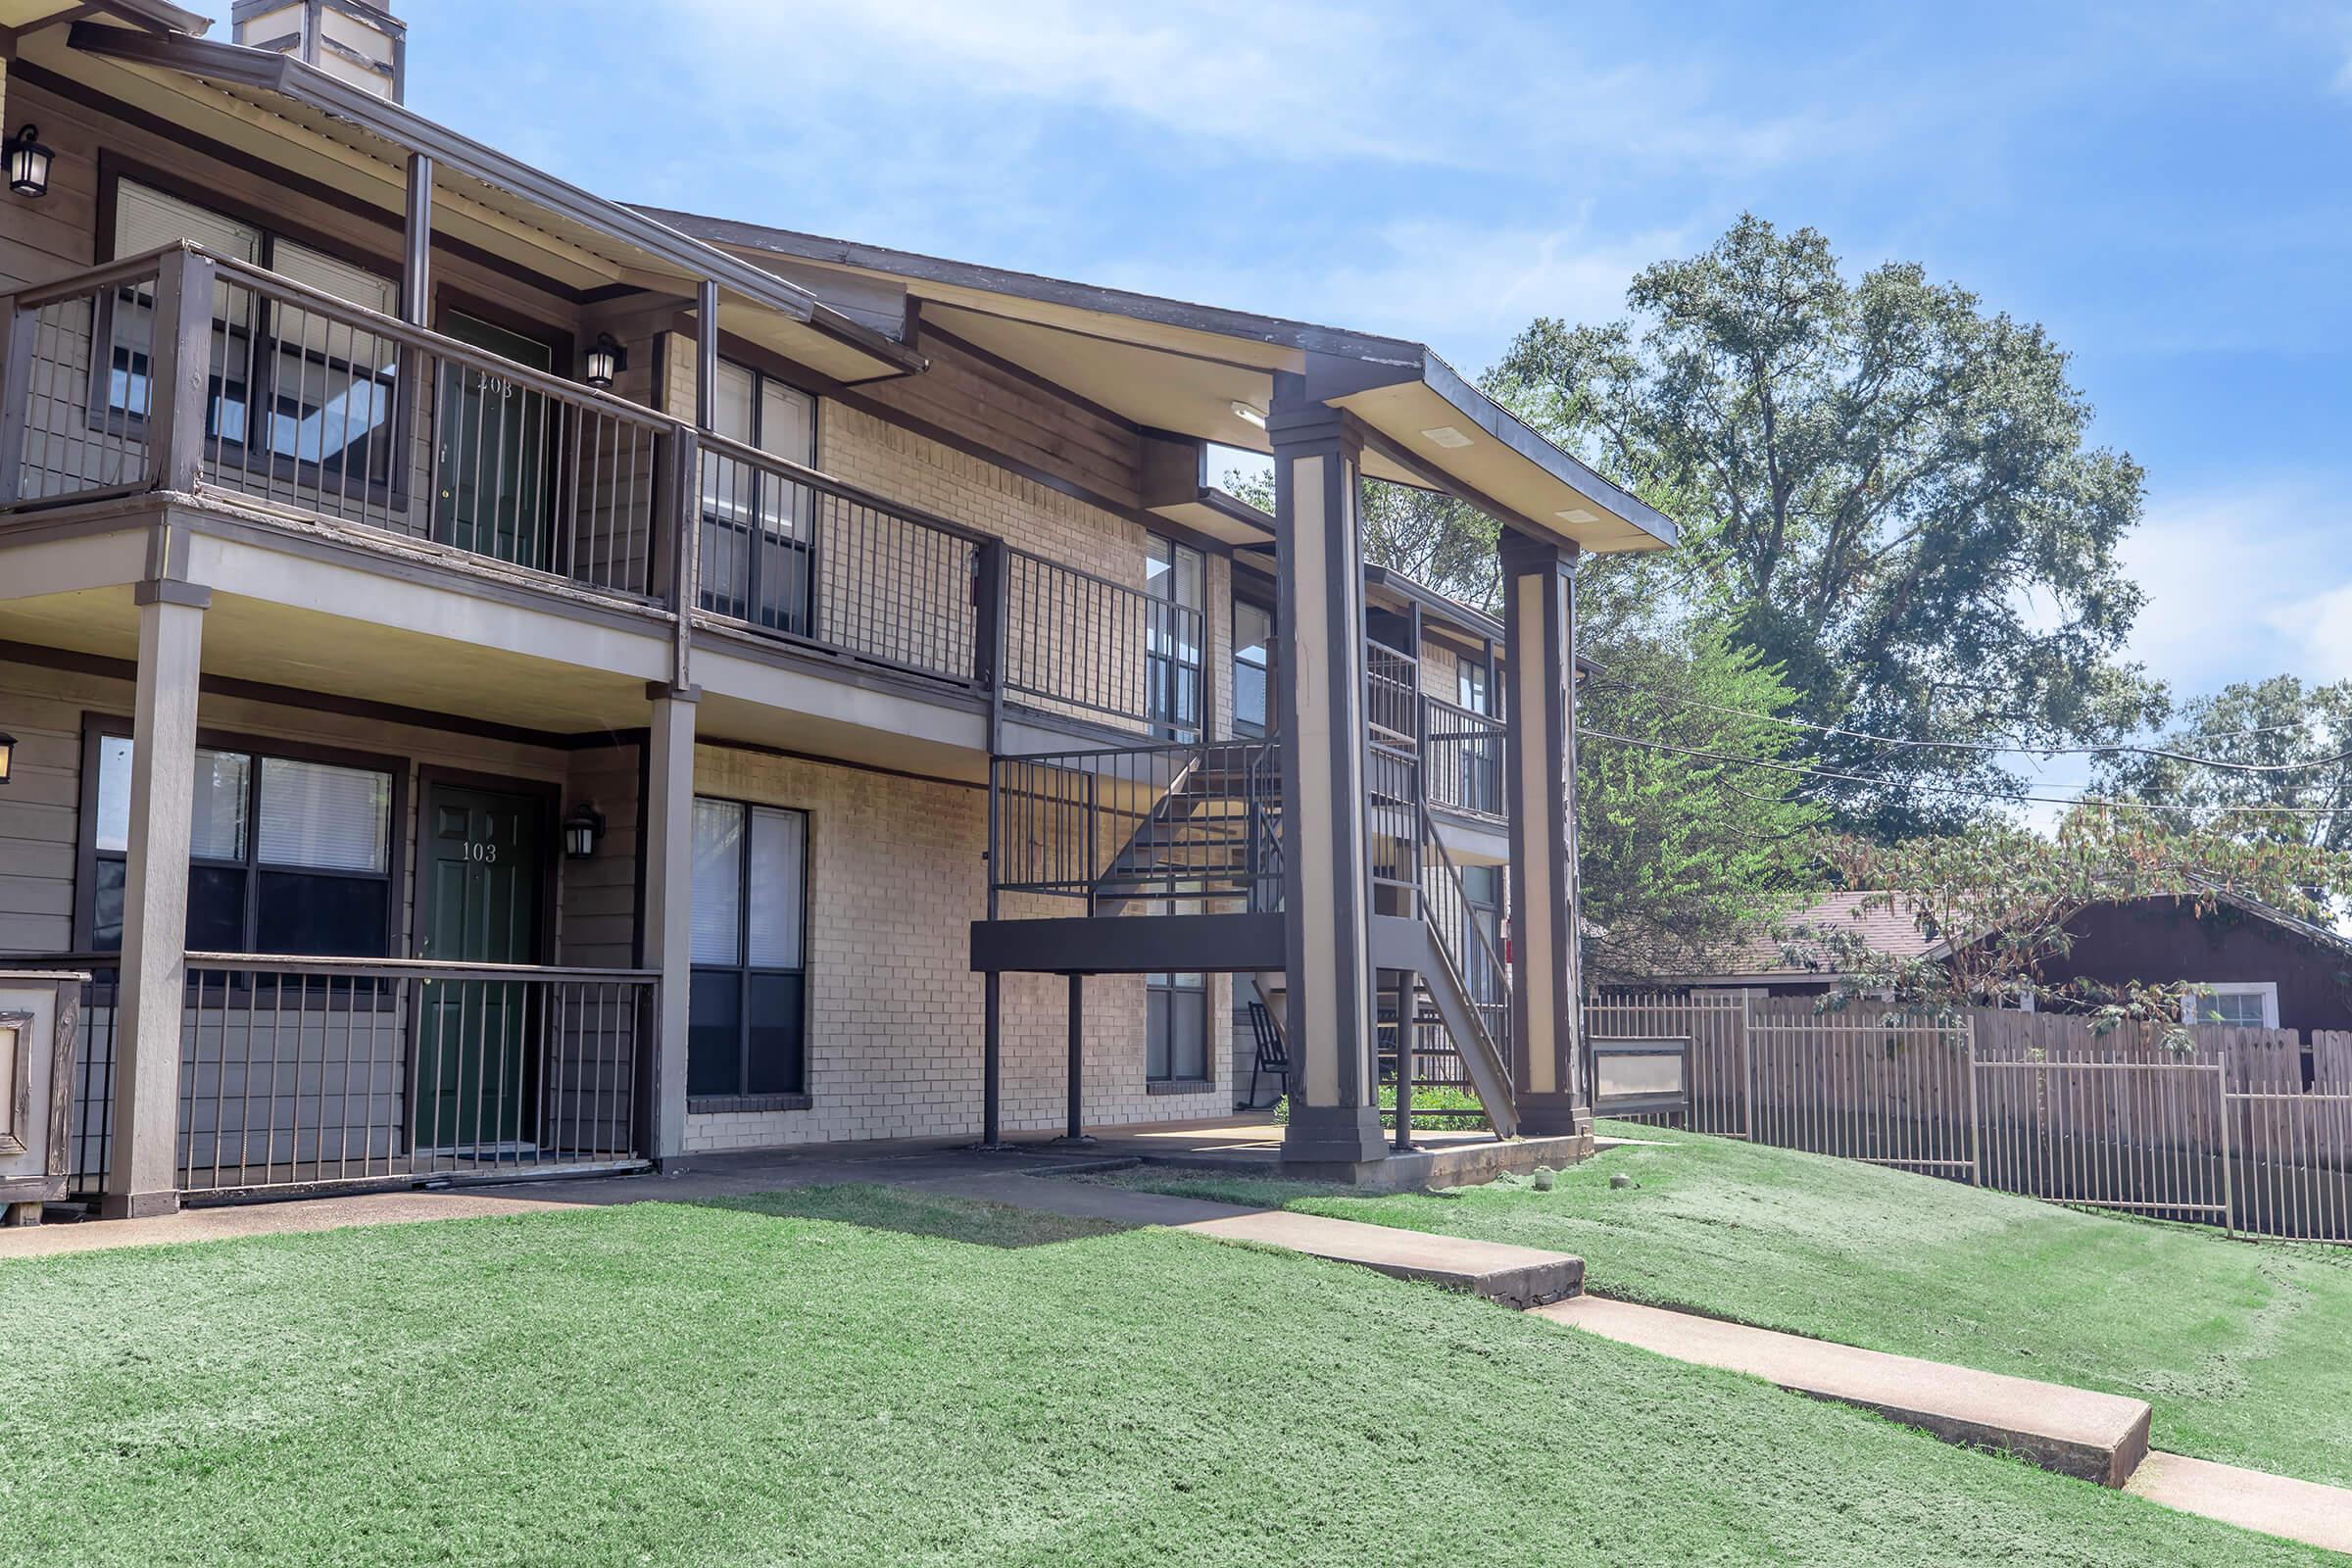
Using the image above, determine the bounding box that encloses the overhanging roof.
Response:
[40,16,921,383]
[644,209,1679,557]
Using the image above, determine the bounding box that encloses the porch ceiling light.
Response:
[6,125,53,200]
[1230,400,1267,430]
[1420,425,1473,449]
[584,333,627,391]
[562,802,605,860]
[0,731,14,785]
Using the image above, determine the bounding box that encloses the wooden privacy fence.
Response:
[1584,993,2352,1244]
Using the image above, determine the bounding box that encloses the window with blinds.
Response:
[688,796,810,1101]
[89,735,395,958]
[699,361,819,634]
[106,179,402,487]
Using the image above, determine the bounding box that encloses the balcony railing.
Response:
[989,740,1281,913]
[1425,695,1507,818]
[0,242,1204,740]
[53,953,653,1199]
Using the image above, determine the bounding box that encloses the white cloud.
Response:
[2123,479,2352,697]
[657,0,1858,179]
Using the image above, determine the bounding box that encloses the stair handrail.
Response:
[1417,796,1513,1073]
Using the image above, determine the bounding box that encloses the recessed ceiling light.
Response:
[1231,400,1267,429]
[1555,507,1600,524]
[1421,425,1473,449]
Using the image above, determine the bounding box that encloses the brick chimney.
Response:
[232,1,407,103]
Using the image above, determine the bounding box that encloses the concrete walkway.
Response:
[1536,1295,2151,1487]
[920,1171,1583,1306]
[2127,1452,2352,1557]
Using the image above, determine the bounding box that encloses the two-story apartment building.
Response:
[0,0,1674,1218]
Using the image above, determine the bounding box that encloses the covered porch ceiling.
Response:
[8,5,919,385]
[645,211,1680,557]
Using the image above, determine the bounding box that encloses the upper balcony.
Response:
[0,242,1212,747]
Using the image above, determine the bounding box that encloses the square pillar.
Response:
[1500,530,1590,1142]
[1269,383,1384,1170]
[102,580,209,1219]
[641,681,698,1161]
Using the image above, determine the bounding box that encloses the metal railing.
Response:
[3,244,677,599]
[1365,638,1418,744]
[988,740,1280,911]
[1425,695,1506,818]
[53,952,652,1199]
[1421,810,1511,1060]
[0,243,1211,733]
[698,430,984,685]
[1002,549,1206,737]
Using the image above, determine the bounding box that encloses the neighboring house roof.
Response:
[1598,891,1940,985]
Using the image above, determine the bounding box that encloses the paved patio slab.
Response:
[2126,1450,2352,1557]
[1535,1295,2152,1487]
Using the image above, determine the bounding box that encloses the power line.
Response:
[1588,682,2352,776]
[1580,727,2352,817]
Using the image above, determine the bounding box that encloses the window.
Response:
[1145,534,1204,735]
[1233,598,1275,738]
[89,734,394,957]
[1458,659,1492,716]
[1460,864,1504,1005]
[700,361,818,634]
[2184,982,2278,1029]
[1147,969,1207,1083]
[105,178,402,492]
[688,798,809,1102]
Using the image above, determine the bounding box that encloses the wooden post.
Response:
[103,580,210,1218]
[1062,973,1088,1143]
[0,296,32,508]
[641,681,699,1161]
[143,247,217,494]
[1268,380,1384,1173]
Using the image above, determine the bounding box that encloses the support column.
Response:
[400,151,432,327]
[641,681,699,1162]
[1500,530,1590,1143]
[1056,972,1092,1145]
[1269,380,1384,1171]
[102,580,209,1219]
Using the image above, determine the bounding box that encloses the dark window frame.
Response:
[74,714,409,999]
[697,358,821,640]
[1231,591,1276,740]
[686,795,814,1107]
[1145,531,1205,738]
[91,162,417,514]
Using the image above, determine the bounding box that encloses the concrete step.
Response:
[1534,1295,2151,1487]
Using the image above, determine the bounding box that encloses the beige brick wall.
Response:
[682,743,1231,1153]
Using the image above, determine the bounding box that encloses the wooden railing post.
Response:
[663,427,700,689]
[0,295,30,507]
[973,536,1008,705]
[143,245,217,494]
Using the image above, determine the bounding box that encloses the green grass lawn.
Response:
[0,1185,2326,1566]
[1099,1124,2352,1489]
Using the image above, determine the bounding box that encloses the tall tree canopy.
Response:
[1492,214,2161,837]
[2094,675,2352,860]
[1580,626,1823,983]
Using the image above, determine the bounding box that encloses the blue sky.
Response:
[404,0,2352,728]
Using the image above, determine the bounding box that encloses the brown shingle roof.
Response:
[1597,891,1939,983]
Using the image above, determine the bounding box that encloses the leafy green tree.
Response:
[1786,809,2351,1043]
[1580,626,1825,983]
[2094,676,2352,859]
[1492,214,2162,837]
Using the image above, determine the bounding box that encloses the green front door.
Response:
[416,784,545,1152]
[434,313,557,569]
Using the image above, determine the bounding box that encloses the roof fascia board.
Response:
[1417,350,1678,549]
[642,206,1429,365]
[64,20,917,374]
[1361,564,1502,643]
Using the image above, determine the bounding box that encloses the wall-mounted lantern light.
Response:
[6,125,53,200]
[561,801,605,860]
[583,333,626,391]
[0,731,15,785]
